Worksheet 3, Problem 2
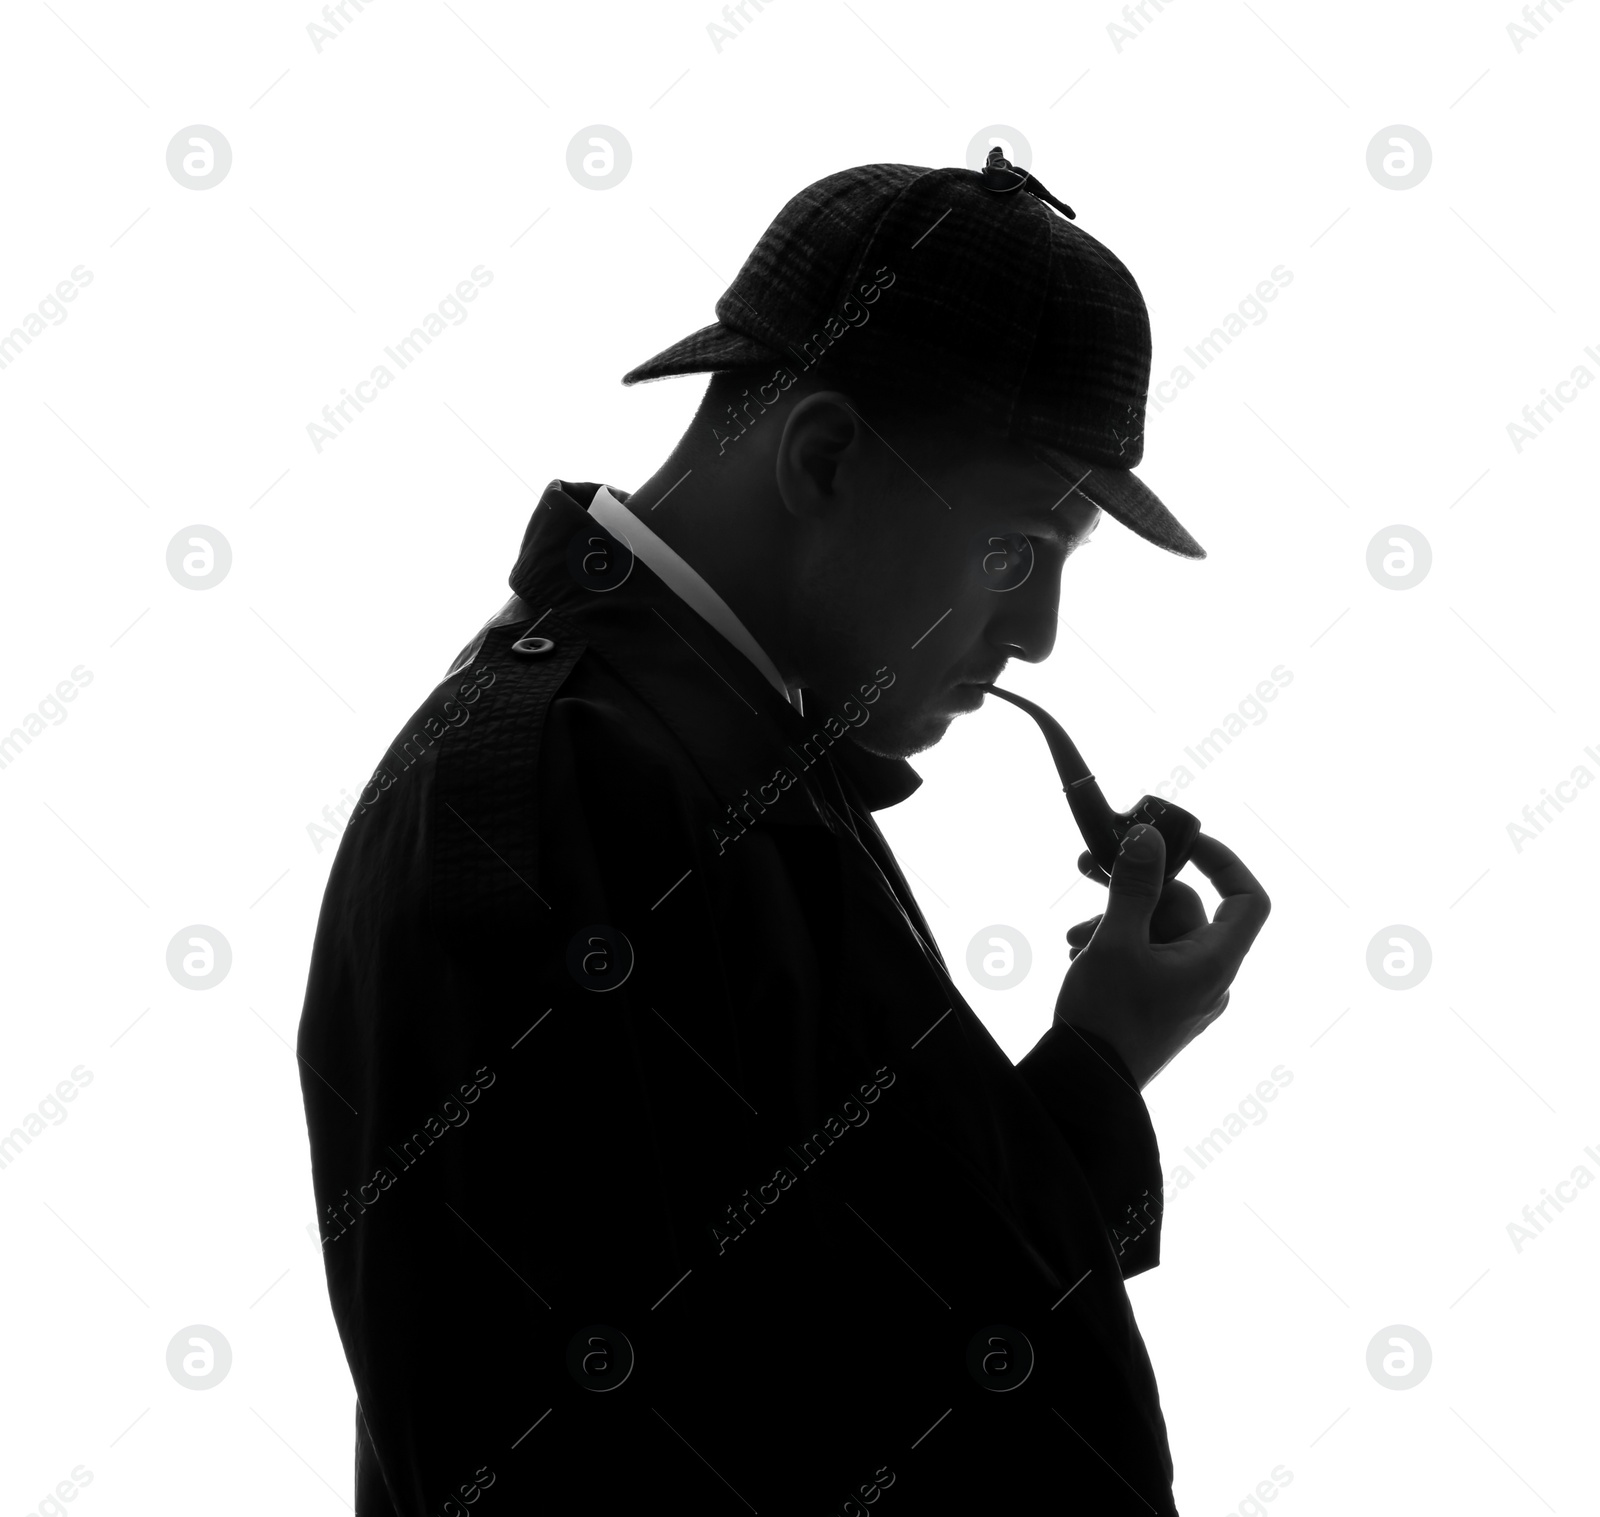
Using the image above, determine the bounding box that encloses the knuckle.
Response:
[1114,876,1163,904]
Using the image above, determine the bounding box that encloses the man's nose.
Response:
[986,571,1060,664]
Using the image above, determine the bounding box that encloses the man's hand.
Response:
[1056,823,1271,1090]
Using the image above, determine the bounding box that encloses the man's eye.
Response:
[977,532,1035,592]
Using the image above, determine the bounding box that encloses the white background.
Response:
[1,1,1595,1512]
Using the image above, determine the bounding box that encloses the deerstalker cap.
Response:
[623,150,1204,559]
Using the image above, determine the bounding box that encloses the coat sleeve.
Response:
[299,650,834,1514]
[1013,1023,1164,1276]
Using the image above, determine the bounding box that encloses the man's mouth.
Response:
[942,682,991,711]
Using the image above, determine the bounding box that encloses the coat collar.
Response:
[507,480,924,816]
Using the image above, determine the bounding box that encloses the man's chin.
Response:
[848,708,955,761]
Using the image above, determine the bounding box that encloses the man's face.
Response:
[785,415,1101,759]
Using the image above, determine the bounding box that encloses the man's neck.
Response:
[622,454,799,686]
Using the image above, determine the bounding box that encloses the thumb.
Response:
[1099,823,1166,947]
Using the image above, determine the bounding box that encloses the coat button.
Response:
[512,634,555,656]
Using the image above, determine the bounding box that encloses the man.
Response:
[298,151,1270,1514]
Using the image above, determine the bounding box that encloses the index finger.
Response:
[1183,831,1272,961]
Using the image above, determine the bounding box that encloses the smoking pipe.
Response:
[983,684,1201,880]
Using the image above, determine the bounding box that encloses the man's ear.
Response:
[773,390,866,520]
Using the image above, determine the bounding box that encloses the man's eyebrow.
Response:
[1021,499,1100,549]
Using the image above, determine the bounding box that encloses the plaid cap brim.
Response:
[622,318,1206,560]
[1029,444,1206,560]
[622,321,783,384]
[617,312,1203,563]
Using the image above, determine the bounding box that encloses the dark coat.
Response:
[297,479,1177,1515]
